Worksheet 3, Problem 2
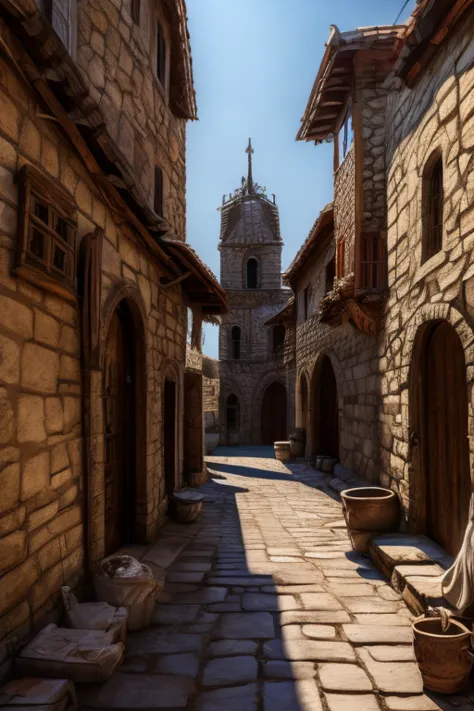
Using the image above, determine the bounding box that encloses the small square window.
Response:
[53,243,67,273]
[29,229,46,260]
[34,199,49,224]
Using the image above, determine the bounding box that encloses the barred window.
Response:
[157,22,167,86]
[15,165,77,300]
[423,155,443,263]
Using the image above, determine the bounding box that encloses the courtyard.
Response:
[77,448,473,711]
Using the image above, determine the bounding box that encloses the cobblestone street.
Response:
[78,449,474,711]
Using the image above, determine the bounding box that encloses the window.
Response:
[157,22,167,87]
[423,155,443,263]
[246,257,258,289]
[43,0,74,52]
[325,257,336,294]
[154,166,164,217]
[231,326,241,360]
[15,165,77,299]
[131,0,140,24]
[303,285,310,320]
[273,325,285,355]
[226,394,240,433]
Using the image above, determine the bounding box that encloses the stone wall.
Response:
[76,0,187,239]
[294,241,379,478]
[202,355,219,431]
[0,33,188,670]
[220,245,282,290]
[334,146,355,276]
[380,12,474,518]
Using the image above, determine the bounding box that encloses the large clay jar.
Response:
[341,487,400,532]
[274,441,291,462]
[289,429,305,457]
[413,616,474,693]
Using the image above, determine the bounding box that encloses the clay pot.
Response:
[341,487,400,533]
[319,456,337,473]
[171,489,204,523]
[205,432,220,455]
[413,616,474,693]
[274,441,291,462]
[289,428,305,457]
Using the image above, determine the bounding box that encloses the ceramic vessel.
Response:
[413,616,474,693]
[341,486,400,532]
[319,456,337,473]
[205,432,219,455]
[289,428,305,457]
[274,441,291,462]
[171,489,204,523]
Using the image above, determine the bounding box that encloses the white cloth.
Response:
[442,493,474,612]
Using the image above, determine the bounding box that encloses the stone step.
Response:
[368,533,454,616]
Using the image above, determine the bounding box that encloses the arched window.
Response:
[272,324,285,355]
[154,166,164,217]
[231,326,241,360]
[246,258,258,289]
[423,155,443,263]
[226,394,240,433]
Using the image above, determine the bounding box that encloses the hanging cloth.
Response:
[442,493,474,612]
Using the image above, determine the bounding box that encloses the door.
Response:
[261,382,287,444]
[412,321,471,555]
[164,379,177,497]
[103,302,136,556]
[319,356,339,458]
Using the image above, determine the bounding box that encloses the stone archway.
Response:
[409,319,471,555]
[310,355,339,459]
[261,381,287,445]
[296,370,310,456]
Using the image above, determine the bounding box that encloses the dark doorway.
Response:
[246,258,258,288]
[164,379,177,497]
[410,320,471,555]
[261,381,287,445]
[103,300,137,556]
[226,393,240,445]
[311,355,339,459]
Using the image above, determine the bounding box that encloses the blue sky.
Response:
[186,0,415,358]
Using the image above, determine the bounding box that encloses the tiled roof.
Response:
[219,195,282,246]
[264,296,296,326]
[283,204,334,283]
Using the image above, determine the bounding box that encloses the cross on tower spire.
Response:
[246,137,254,194]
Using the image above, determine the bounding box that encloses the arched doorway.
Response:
[103,300,138,556]
[164,379,177,497]
[311,355,339,459]
[299,373,309,454]
[226,393,240,445]
[261,381,287,444]
[410,320,471,555]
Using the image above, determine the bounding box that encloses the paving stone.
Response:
[77,673,195,708]
[207,576,273,587]
[391,563,445,593]
[342,625,413,645]
[263,639,288,660]
[319,662,373,691]
[302,624,336,639]
[263,660,316,680]
[196,683,258,711]
[261,584,324,594]
[328,583,375,597]
[364,645,415,662]
[300,593,343,610]
[354,613,412,626]
[357,648,423,693]
[152,653,200,677]
[273,570,324,585]
[369,534,451,578]
[212,612,275,639]
[325,693,381,711]
[202,655,258,686]
[264,680,323,711]
[242,592,299,611]
[172,587,227,604]
[284,638,356,662]
[384,695,442,710]
[281,610,351,625]
[151,604,200,625]
[342,597,400,613]
[206,639,258,657]
[126,630,202,656]
[267,548,302,556]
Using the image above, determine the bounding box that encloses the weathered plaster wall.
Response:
[381,13,474,519]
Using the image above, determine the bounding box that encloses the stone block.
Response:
[0,334,19,384]
[51,467,72,489]
[0,393,15,445]
[357,648,423,694]
[0,557,40,616]
[47,504,81,535]
[0,89,20,142]
[34,310,60,348]
[0,530,26,574]
[63,397,81,432]
[27,500,59,532]
[30,562,63,611]
[0,504,25,536]
[44,296,76,325]
[0,296,33,339]
[21,450,50,501]
[51,442,69,474]
[59,355,80,382]
[0,462,20,513]
[78,672,195,709]
[18,395,46,443]
[59,325,79,354]
[37,536,62,572]
[319,662,372,691]
[202,656,258,687]
[45,397,64,434]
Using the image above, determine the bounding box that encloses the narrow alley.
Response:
[77,449,472,711]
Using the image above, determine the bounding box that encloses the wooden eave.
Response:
[283,205,334,287]
[297,26,404,143]
[395,0,474,86]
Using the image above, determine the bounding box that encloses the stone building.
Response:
[202,355,220,431]
[294,1,474,558]
[218,140,295,445]
[0,0,227,671]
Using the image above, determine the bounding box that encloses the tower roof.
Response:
[219,140,282,246]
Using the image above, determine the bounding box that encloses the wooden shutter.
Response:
[358,232,386,290]
[45,0,72,50]
[157,22,166,86]
[154,167,163,217]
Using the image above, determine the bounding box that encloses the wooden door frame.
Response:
[261,380,287,445]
